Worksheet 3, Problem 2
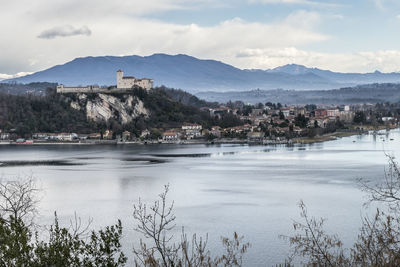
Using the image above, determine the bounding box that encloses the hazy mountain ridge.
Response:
[4,54,400,92]
[268,64,400,84]
[0,82,57,95]
[196,83,400,105]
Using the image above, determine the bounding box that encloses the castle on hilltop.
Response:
[116,70,153,90]
[56,70,153,94]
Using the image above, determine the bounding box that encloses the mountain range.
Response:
[4,54,400,92]
[197,84,400,105]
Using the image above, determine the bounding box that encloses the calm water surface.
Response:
[0,130,398,266]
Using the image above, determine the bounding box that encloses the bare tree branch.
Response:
[0,175,40,226]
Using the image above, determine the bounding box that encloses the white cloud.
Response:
[373,0,385,9]
[24,0,217,20]
[0,72,33,81]
[248,0,343,7]
[372,0,400,10]
[284,10,322,28]
[234,47,400,72]
[0,0,397,75]
[328,14,344,20]
[0,3,329,73]
[249,0,316,3]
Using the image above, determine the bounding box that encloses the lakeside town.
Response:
[1,70,399,146]
[1,101,398,145]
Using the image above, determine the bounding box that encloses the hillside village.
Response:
[0,70,399,145]
[157,102,398,143]
[0,99,398,145]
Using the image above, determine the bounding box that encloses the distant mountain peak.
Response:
[4,54,400,92]
[270,64,316,75]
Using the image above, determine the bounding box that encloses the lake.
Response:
[0,130,398,266]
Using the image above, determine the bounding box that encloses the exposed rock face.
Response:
[70,101,81,110]
[70,93,149,124]
[86,98,113,122]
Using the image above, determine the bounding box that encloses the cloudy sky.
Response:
[1,0,400,79]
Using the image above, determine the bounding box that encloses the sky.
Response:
[1,0,400,79]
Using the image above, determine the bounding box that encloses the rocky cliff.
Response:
[69,93,149,124]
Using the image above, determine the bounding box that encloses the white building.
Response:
[280,108,291,117]
[162,131,180,141]
[182,123,202,131]
[56,133,78,141]
[327,109,339,117]
[116,70,153,91]
[182,123,202,139]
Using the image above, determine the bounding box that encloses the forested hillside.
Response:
[0,87,241,138]
[197,83,400,104]
[0,82,56,95]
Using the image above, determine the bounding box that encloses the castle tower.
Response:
[116,70,124,89]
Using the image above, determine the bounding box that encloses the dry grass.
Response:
[293,131,360,144]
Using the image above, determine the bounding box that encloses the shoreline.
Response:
[0,128,396,147]
[292,131,359,144]
[293,125,397,144]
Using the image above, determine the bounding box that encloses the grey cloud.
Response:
[236,51,257,58]
[38,25,91,39]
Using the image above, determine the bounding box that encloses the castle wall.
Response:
[56,85,97,93]
[57,85,111,94]
[117,78,135,89]
[134,79,153,90]
[57,70,153,94]
[57,85,137,94]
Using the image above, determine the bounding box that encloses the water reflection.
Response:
[121,158,168,164]
[0,129,398,266]
[0,160,83,167]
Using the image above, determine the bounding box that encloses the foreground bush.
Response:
[0,178,127,266]
[132,185,250,266]
[0,179,249,266]
[284,155,400,266]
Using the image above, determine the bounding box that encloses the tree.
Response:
[354,111,366,124]
[34,215,127,267]
[132,184,250,266]
[359,155,400,210]
[294,114,308,128]
[241,105,253,116]
[284,155,400,266]
[279,111,285,120]
[0,176,39,225]
[0,176,250,266]
[307,127,317,138]
[283,201,349,266]
[305,104,316,112]
[205,133,216,141]
[0,176,127,266]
